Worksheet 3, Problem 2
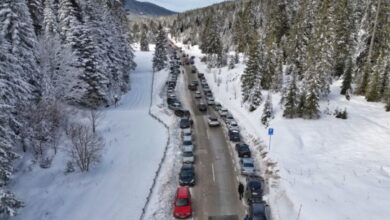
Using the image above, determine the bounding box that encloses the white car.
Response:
[227,120,239,131]
[182,146,195,163]
[239,158,256,175]
[208,116,220,127]
[219,108,228,117]
[195,91,202,99]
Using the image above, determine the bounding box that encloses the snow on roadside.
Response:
[10,46,168,220]
[173,41,390,220]
[143,59,183,220]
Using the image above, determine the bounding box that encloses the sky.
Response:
[138,0,227,12]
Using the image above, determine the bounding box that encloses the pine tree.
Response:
[140,27,149,51]
[241,37,261,103]
[341,57,353,95]
[261,93,273,127]
[366,53,384,102]
[228,55,235,69]
[153,24,167,71]
[303,76,321,119]
[283,70,298,118]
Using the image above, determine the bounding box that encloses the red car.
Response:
[173,186,192,219]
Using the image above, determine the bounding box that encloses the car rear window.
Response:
[176,198,189,207]
[183,152,193,157]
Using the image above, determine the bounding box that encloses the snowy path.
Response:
[11,49,168,220]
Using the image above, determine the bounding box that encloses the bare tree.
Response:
[88,109,104,134]
[68,123,104,172]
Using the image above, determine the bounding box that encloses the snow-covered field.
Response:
[174,42,390,220]
[11,46,168,220]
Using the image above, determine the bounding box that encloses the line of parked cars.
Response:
[166,48,194,219]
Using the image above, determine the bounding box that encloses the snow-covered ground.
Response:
[174,41,390,220]
[11,46,168,220]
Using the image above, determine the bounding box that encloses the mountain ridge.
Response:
[124,0,176,16]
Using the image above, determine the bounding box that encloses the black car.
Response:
[179,164,195,186]
[188,83,197,91]
[180,118,191,129]
[235,143,251,158]
[229,129,241,142]
[198,103,207,112]
[174,109,191,117]
[245,176,263,204]
[249,202,268,220]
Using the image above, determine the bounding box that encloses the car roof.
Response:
[183,128,191,133]
[182,163,193,169]
[183,146,194,152]
[177,186,190,198]
[183,136,192,141]
[241,158,254,163]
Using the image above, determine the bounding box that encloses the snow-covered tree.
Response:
[283,69,299,118]
[261,93,274,127]
[241,37,261,103]
[153,24,167,71]
[140,27,149,51]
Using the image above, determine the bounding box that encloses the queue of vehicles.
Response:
[167,45,269,220]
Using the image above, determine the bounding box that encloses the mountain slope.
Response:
[124,0,176,16]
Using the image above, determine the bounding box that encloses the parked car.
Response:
[182,147,195,163]
[169,102,182,111]
[228,129,241,142]
[227,120,240,131]
[182,128,192,137]
[219,108,228,117]
[179,164,195,186]
[225,113,235,122]
[198,103,207,112]
[207,116,220,127]
[198,73,204,79]
[183,136,194,149]
[180,118,191,129]
[248,202,268,220]
[191,80,199,86]
[206,97,215,106]
[235,143,251,158]
[195,91,202,99]
[214,102,222,111]
[239,158,256,175]
[245,176,263,204]
[175,109,191,117]
[173,186,192,219]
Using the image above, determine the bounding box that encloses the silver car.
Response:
[239,158,256,175]
[182,128,192,137]
[182,146,195,163]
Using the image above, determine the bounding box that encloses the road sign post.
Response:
[268,128,274,150]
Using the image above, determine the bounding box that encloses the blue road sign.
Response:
[268,128,274,136]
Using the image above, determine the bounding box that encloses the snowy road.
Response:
[12,49,168,220]
[180,56,245,220]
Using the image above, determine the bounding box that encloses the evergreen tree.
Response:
[153,24,167,71]
[366,53,384,102]
[241,37,261,103]
[341,58,353,95]
[261,93,274,127]
[234,52,240,64]
[283,70,298,118]
[228,55,235,69]
[140,26,149,51]
[303,76,321,119]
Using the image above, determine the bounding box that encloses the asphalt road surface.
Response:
[178,54,245,220]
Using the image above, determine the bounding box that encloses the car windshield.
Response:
[249,181,262,190]
[176,198,189,207]
[183,152,193,157]
[183,141,192,145]
[180,171,193,178]
[244,162,254,168]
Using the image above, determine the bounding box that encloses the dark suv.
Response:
[235,143,251,158]
[245,176,263,204]
[179,164,195,186]
[198,103,207,112]
[228,129,240,142]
